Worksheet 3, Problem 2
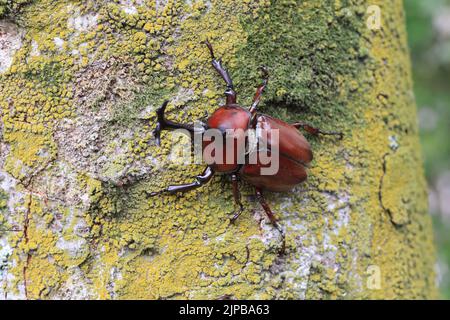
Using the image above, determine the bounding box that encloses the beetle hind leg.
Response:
[255,188,285,253]
[292,122,343,140]
[229,174,244,223]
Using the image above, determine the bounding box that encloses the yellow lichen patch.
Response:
[3,131,55,182]
[5,131,50,167]
[0,0,436,300]
[86,242,120,299]
[381,145,415,226]
[7,196,68,299]
[357,0,437,299]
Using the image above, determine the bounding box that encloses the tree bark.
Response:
[0,0,437,299]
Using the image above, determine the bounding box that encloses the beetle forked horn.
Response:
[153,100,169,146]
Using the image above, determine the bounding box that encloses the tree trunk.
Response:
[0,0,437,299]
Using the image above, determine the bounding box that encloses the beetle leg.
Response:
[147,166,214,197]
[202,40,237,104]
[249,66,269,115]
[255,188,285,252]
[255,188,279,226]
[292,122,343,140]
[230,174,244,223]
[154,101,205,146]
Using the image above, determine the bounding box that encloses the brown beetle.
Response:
[150,41,342,240]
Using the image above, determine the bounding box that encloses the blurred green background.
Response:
[405,0,450,299]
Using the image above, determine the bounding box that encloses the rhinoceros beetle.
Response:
[150,41,342,243]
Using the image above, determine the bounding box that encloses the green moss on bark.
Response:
[0,0,31,18]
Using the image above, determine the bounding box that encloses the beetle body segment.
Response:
[204,104,251,173]
[239,114,312,192]
[240,155,308,192]
[255,115,313,165]
[203,107,313,190]
[206,104,251,132]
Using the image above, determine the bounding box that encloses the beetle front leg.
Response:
[147,166,214,197]
[202,40,237,104]
[255,188,285,252]
[229,174,244,223]
[292,122,343,140]
[249,66,269,115]
[154,101,205,146]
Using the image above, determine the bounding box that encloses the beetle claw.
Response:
[258,65,269,80]
[325,131,344,140]
[229,207,244,224]
[146,191,161,198]
[271,221,286,255]
[229,200,244,224]
[229,214,239,224]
